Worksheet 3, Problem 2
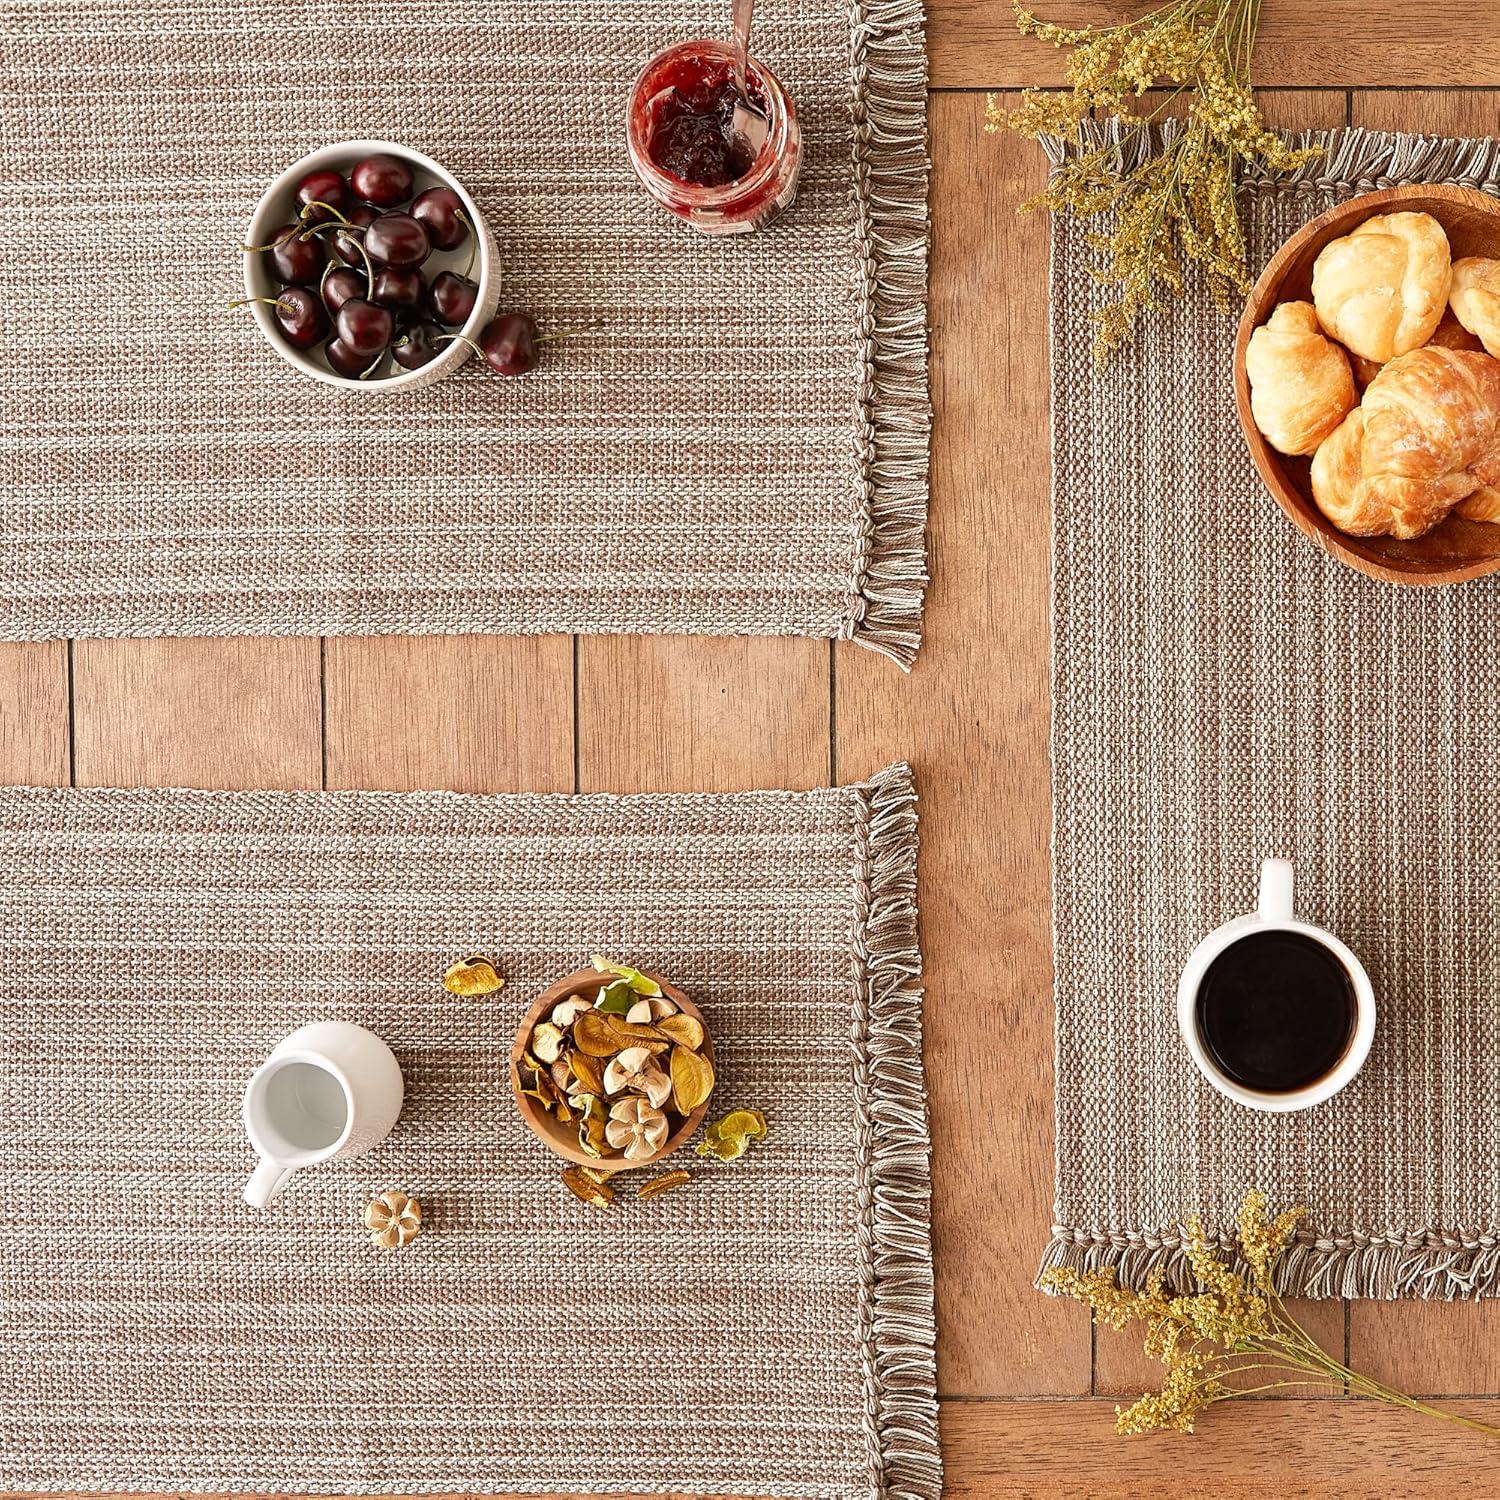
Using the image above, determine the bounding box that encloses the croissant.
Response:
[1309,347,1500,539]
[1449,257,1500,358]
[1312,210,1451,363]
[1245,301,1357,455]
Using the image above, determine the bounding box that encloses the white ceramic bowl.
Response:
[241,139,499,393]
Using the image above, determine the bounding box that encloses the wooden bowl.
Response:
[509,967,713,1173]
[1234,182,1500,585]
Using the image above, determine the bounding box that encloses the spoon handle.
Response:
[731,0,755,96]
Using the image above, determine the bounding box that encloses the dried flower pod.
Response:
[573,1009,623,1057]
[605,1096,670,1161]
[669,1044,715,1113]
[591,955,664,996]
[442,955,505,996]
[550,996,592,1028]
[655,1012,704,1050]
[637,1169,691,1200]
[364,1190,422,1249]
[561,1166,614,1208]
[626,996,679,1024]
[530,1022,565,1064]
[603,1045,673,1108]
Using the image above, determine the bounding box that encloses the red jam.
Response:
[627,41,801,236]
[641,56,767,188]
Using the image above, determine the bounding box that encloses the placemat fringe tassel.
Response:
[846,0,931,670]
[854,763,941,1499]
[1037,1227,1500,1302]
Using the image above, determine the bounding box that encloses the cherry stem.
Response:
[227,295,294,316]
[534,318,605,346]
[458,209,478,279]
[299,200,350,225]
[240,225,300,254]
[434,332,484,358]
[358,352,384,380]
[299,220,365,242]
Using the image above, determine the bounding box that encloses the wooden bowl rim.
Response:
[509,966,713,1173]
[1234,181,1500,587]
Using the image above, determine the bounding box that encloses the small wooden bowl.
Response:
[509,967,713,1173]
[1234,182,1500,586]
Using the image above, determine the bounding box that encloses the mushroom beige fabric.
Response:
[1043,125,1500,1300]
[0,0,929,663]
[0,770,936,1495]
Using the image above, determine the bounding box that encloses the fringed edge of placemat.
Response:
[849,764,941,1500]
[845,0,931,671]
[1037,1223,1500,1302]
[1041,119,1500,196]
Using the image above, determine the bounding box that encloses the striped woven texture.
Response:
[0,0,928,663]
[1046,128,1500,1300]
[0,769,937,1496]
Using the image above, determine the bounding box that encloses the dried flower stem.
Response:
[986,0,1319,360]
[1044,1191,1500,1438]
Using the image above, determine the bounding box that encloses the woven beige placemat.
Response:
[1044,127,1500,1300]
[0,0,927,664]
[0,766,937,1496]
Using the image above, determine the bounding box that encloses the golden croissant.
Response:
[1449,256,1500,359]
[1245,301,1357,455]
[1310,347,1500,539]
[1312,210,1451,363]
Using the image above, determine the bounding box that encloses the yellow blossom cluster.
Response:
[1043,1191,1500,1441]
[986,0,1321,358]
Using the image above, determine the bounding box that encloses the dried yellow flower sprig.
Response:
[1044,1191,1500,1438]
[986,0,1319,359]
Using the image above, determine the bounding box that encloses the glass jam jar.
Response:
[626,40,801,236]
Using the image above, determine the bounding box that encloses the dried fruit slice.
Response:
[695,1125,747,1161]
[669,1044,715,1113]
[442,955,505,996]
[530,1022,565,1064]
[717,1108,768,1141]
[561,1166,614,1208]
[603,1012,671,1051]
[637,1169,691,1200]
[573,1009,624,1057]
[656,1012,704,1051]
[594,980,636,1016]
[574,1093,611,1158]
[569,1050,606,1095]
[591,956,664,997]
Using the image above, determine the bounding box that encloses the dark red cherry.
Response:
[350,153,413,208]
[335,298,394,360]
[410,185,469,251]
[325,337,379,378]
[427,270,478,326]
[479,311,538,376]
[321,266,365,314]
[267,224,327,286]
[391,321,443,370]
[269,287,328,350]
[372,267,424,310]
[365,212,430,269]
[328,204,377,267]
[294,169,350,226]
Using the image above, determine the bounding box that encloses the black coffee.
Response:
[1195,930,1355,1093]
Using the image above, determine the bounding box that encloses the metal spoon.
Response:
[730,0,769,158]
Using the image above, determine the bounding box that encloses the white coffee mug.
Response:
[1177,858,1375,1113]
[241,1021,404,1207]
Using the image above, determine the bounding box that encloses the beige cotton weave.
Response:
[1044,128,1500,1300]
[0,767,936,1496]
[0,0,928,663]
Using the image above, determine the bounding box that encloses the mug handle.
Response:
[244,1157,294,1209]
[1257,858,1294,925]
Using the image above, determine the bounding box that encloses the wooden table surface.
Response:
[6,4,1500,1495]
